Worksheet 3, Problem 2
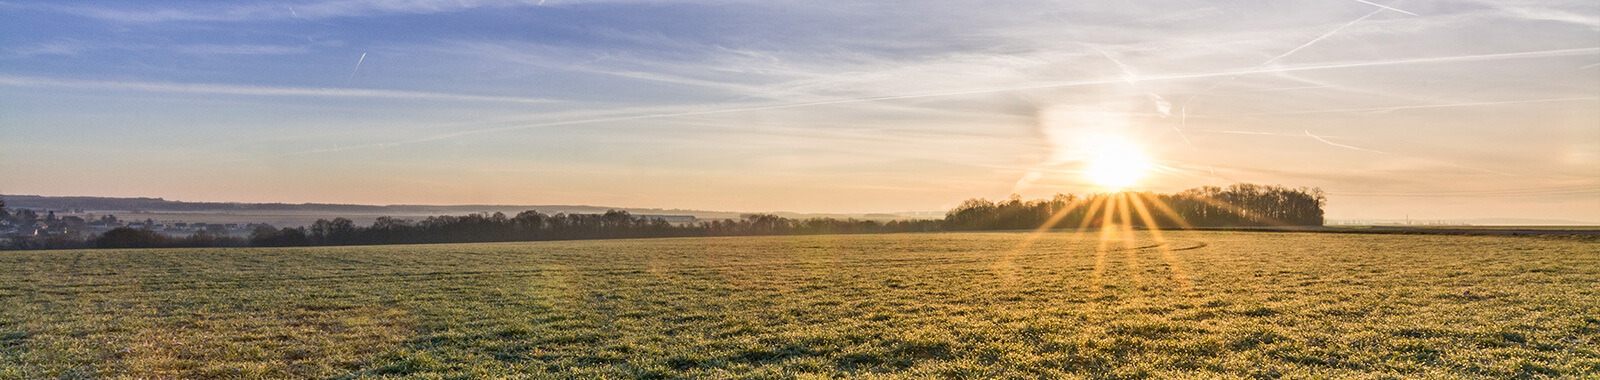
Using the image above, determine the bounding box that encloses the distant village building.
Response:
[30,221,51,235]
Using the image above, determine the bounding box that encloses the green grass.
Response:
[2,231,1597,379]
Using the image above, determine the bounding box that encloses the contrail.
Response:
[1212,84,1336,94]
[1259,7,1387,68]
[1227,47,1594,75]
[273,47,1598,155]
[1090,44,1195,152]
[1180,4,1396,146]
[1312,130,1530,178]
[1189,129,1348,138]
[288,6,298,18]
[1244,97,1600,115]
[1306,129,1390,154]
[347,52,367,83]
[1171,126,1196,151]
[1089,46,1139,84]
[1349,0,1418,16]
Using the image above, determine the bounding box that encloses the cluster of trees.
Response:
[944,184,1325,231]
[241,210,941,247]
[95,227,246,249]
[2,183,1325,250]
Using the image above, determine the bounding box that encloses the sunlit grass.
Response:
[1,232,1597,379]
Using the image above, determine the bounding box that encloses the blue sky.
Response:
[1,0,1597,221]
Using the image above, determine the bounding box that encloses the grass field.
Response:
[2,231,1597,379]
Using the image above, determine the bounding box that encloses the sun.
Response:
[1083,138,1150,189]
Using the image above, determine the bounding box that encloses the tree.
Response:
[97,227,168,248]
[16,209,37,225]
[249,225,280,244]
[310,217,357,245]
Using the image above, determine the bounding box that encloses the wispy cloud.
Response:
[1179,4,1400,135]
[268,46,1600,157]
[1243,97,1600,115]
[4,0,1595,217]
[1189,129,1347,138]
[4,39,91,57]
[14,0,550,23]
[0,75,559,104]
[1482,2,1600,29]
[173,44,311,55]
[7,41,309,57]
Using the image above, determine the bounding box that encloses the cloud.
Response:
[4,39,91,57]
[279,41,1598,162]
[16,0,546,22]
[0,75,559,104]
[10,0,759,23]
[1243,97,1600,116]
[6,41,308,58]
[4,0,1596,217]
[172,44,311,55]
[1472,1,1600,29]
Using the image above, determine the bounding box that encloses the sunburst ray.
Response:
[1128,193,1195,293]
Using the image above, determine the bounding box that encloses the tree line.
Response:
[236,210,942,248]
[943,184,1325,231]
[0,183,1324,250]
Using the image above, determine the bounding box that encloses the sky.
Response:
[1,0,1597,222]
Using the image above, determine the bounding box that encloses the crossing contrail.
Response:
[273,47,1599,156]
[1179,4,1400,149]
[1243,97,1600,116]
[1349,0,1418,16]
[347,52,367,83]
[1260,7,1386,68]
